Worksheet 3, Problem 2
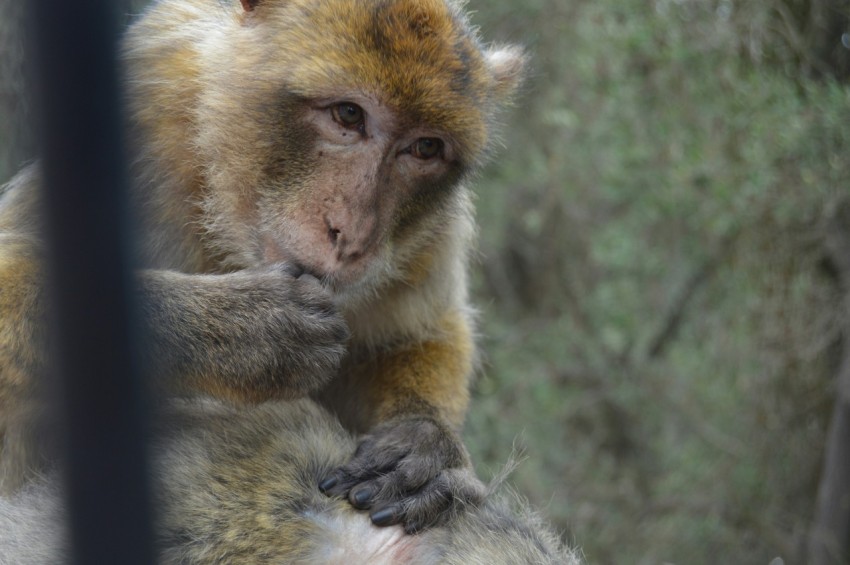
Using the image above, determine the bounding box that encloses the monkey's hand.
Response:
[140,264,349,401]
[319,415,485,533]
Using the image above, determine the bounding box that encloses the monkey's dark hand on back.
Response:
[319,414,485,533]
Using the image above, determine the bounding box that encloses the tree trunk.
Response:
[809,203,850,565]
[809,374,850,564]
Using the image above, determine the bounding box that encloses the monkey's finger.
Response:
[319,437,412,497]
[344,454,437,510]
[381,468,485,533]
[370,505,403,528]
[340,458,451,520]
[319,469,374,498]
[318,471,352,498]
[318,453,403,500]
[317,474,339,494]
[298,273,320,286]
[279,261,304,278]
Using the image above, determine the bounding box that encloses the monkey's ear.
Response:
[240,0,261,11]
[484,46,528,102]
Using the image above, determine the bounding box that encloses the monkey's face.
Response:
[188,0,524,297]
[254,93,466,295]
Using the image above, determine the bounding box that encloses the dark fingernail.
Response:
[370,507,397,527]
[318,476,337,493]
[352,488,373,508]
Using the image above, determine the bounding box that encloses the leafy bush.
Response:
[464,0,850,562]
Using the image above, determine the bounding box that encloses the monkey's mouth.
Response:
[261,235,374,294]
[258,234,375,294]
[284,260,351,294]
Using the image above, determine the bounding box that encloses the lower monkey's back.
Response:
[0,398,580,564]
[154,398,383,564]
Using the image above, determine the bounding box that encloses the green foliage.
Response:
[0,1,33,184]
[464,0,850,562]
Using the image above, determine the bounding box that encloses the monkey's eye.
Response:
[332,102,365,131]
[410,138,444,160]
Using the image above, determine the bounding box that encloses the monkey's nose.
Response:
[326,225,368,263]
[324,211,379,264]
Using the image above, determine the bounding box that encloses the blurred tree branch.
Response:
[643,231,739,362]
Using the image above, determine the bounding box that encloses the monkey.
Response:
[0,397,582,564]
[0,0,526,532]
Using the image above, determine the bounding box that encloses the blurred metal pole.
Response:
[28,2,154,564]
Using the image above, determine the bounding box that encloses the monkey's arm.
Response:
[0,236,347,404]
[318,310,485,533]
[138,267,348,402]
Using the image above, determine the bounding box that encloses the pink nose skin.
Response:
[325,213,378,264]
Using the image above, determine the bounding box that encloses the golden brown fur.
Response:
[0,0,525,530]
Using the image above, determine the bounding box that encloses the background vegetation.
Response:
[461,0,850,563]
[2,0,850,563]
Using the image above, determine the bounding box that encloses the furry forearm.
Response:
[138,267,348,402]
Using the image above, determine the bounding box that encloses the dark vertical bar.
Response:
[28,2,154,564]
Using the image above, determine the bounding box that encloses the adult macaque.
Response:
[0,0,525,531]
